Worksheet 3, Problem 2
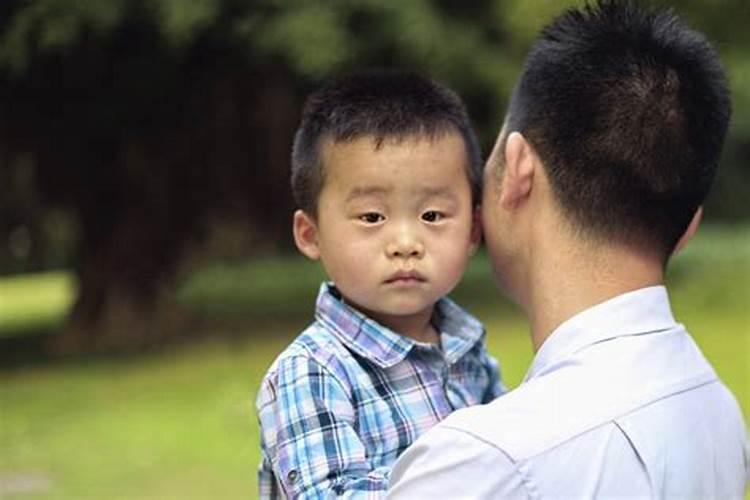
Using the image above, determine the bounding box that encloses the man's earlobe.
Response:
[673,207,703,255]
[293,210,321,260]
[500,132,535,209]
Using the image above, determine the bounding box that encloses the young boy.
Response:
[256,70,504,499]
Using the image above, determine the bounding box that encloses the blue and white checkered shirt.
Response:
[256,282,504,499]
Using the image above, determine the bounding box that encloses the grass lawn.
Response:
[0,225,748,498]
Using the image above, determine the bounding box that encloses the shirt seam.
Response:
[519,376,720,461]
[612,420,653,491]
[278,351,354,406]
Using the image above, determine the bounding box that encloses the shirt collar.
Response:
[526,285,678,381]
[314,282,485,369]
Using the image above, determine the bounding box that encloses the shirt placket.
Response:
[417,344,456,416]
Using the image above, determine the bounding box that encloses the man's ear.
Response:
[293,210,321,260]
[469,206,482,255]
[673,206,703,255]
[500,132,536,210]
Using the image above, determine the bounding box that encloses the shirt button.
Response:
[287,470,299,483]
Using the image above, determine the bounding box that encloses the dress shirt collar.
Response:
[526,286,678,381]
[315,282,485,369]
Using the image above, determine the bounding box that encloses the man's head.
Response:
[490,0,730,261]
[291,70,482,218]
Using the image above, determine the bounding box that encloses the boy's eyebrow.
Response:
[346,186,455,202]
[418,186,457,199]
[345,186,390,201]
[346,185,459,201]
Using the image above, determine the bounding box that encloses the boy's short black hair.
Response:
[506,0,731,258]
[291,70,482,216]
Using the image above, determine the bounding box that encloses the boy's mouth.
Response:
[384,271,426,284]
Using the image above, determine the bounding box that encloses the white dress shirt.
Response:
[389,286,748,499]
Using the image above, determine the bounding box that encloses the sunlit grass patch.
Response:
[0,271,76,337]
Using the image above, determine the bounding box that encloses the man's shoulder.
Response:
[433,336,721,461]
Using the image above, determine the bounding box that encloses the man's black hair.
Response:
[291,70,482,216]
[505,0,731,258]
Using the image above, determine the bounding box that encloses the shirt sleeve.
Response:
[387,425,530,499]
[257,354,389,499]
[258,453,281,499]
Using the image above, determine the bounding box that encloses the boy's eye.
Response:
[421,211,444,223]
[359,212,385,224]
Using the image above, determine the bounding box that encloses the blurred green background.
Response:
[1,0,748,498]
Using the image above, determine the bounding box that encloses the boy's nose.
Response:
[386,233,425,259]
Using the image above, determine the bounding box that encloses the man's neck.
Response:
[523,237,664,352]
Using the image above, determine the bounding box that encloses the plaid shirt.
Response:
[256,283,505,499]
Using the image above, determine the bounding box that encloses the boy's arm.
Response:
[257,354,389,499]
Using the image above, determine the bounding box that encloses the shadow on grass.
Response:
[0,313,309,374]
[0,328,61,369]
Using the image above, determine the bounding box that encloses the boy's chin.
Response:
[362,304,437,323]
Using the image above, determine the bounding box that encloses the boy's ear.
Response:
[500,132,536,210]
[673,206,703,256]
[469,206,482,255]
[293,210,321,260]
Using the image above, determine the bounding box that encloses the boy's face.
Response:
[293,132,479,334]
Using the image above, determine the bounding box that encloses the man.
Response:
[388,0,748,497]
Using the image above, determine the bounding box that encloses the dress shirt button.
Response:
[287,469,299,483]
